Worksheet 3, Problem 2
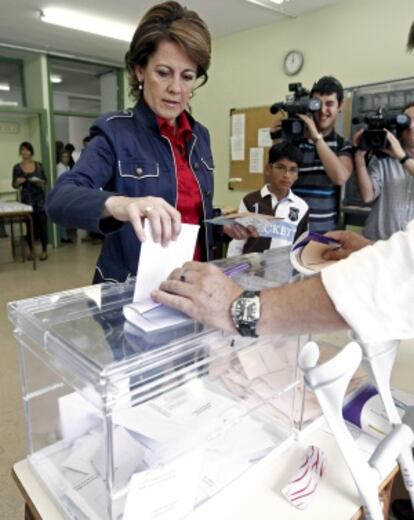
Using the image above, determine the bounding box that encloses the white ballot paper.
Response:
[124,221,199,332]
[133,221,199,309]
[123,449,204,520]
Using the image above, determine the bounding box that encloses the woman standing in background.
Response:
[12,141,48,261]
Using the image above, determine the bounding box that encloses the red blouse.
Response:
[157,112,204,260]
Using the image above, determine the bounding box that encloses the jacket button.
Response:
[193,162,200,170]
[205,190,212,197]
[136,167,143,175]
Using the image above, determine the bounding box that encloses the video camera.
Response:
[270,83,321,143]
[352,108,410,152]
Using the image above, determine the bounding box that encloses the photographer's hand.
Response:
[298,114,320,141]
[382,129,405,160]
[270,119,283,143]
[352,128,366,153]
[353,128,375,203]
[298,114,353,185]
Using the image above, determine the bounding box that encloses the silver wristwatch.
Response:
[230,290,261,337]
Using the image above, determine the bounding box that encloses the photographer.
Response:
[272,76,353,233]
[354,102,414,240]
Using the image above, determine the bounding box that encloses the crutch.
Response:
[299,341,414,520]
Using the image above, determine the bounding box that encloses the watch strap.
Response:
[400,154,410,165]
[238,322,259,338]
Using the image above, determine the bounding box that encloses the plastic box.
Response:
[8,250,301,519]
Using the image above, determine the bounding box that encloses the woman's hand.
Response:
[15,176,27,186]
[103,195,181,245]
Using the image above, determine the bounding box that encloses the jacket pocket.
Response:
[118,159,160,180]
[201,157,214,172]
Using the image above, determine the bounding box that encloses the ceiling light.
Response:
[50,74,63,84]
[40,7,135,42]
[245,0,291,12]
[0,82,10,91]
[0,99,18,106]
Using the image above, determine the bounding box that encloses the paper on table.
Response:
[123,449,204,520]
[132,221,199,310]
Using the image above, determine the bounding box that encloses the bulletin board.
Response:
[229,106,283,192]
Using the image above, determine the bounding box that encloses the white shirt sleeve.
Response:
[367,156,384,200]
[226,199,248,258]
[321,220,414,343]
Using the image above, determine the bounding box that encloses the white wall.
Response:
[68,116,95,153]
[191,0,414,208]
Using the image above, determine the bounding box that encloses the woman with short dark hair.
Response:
[46,1,214,284]
[12,142,48,260]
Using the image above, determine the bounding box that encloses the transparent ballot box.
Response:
[8,252,300,520]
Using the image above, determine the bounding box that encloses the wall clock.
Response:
[283,50,304,76]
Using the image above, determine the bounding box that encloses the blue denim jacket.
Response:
[46,100,215,283]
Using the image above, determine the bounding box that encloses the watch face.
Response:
[284,50,304,76]
[234,298,259,321]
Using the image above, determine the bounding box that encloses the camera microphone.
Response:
[270,102,285,114]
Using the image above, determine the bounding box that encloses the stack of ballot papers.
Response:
[50,370,284,520]
[205,212,285,238]
[123,221,199,334]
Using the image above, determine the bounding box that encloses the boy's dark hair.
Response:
[310,75,344,105]
[268,142,303,166]
[65,143,75,153]
[19,141,34,155]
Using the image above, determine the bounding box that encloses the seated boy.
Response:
[227,142,309,257]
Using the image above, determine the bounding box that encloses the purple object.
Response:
[223,262,251,277]
[342,384,378,428]
[292,231,341,252]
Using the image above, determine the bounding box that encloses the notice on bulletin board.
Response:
[249,147,264,174]
[258,128,272,148]
[231,113,245,161]
[231,136,244,161]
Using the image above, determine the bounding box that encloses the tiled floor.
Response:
[0,235,99,519]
